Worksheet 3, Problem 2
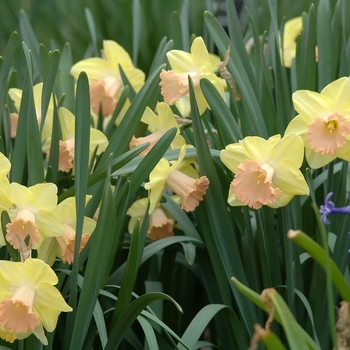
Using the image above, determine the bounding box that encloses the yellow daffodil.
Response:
[45,107,108,172]
[285,77,350,168]
[130,102,186,155]
[282,17,303,68]
[0,258,72,344]
[8,83,53,142]
[144,145,210,214]
[37,196,96,266]
[4,182,64,249]
[220,134,309,209]
[160,36,225,116]
[127,195,181,240]
[70,40,145,119]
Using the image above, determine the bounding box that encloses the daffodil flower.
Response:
[8,83,53,142]
[4,182,64,249]
[220,134,309,209]
[159,36,225,116]
[144,145,210,213]
[130,102,186,155]
[127,195,181,240]
[0,258,72,344]
[37,196,96,266]
[282,17,303,68]
[70,40,145,119]
[45,107,108,172]
[285,77,350,168]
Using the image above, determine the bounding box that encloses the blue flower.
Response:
[320,192,350,224]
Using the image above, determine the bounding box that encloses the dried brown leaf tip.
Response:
[336,301,350,350]
[218,45,241,101]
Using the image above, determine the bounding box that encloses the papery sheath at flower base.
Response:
[70,39,145,123]
[37,196,96,266]
[144,145,210,214]
[285,76,350,169]
[220,134,309,209]
[129,102,186,155]
[159,36,225,117]
[0,258,72,344]
[3,182,65,249]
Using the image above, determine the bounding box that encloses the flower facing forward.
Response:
[70,40,145,118]
[220,134,309,209]
[0,258,72,344]
[144,145,209,214]
[285,77,350,168]
[4,182,64,249]
[130,102,186,155]
[37,196,96,266]
[159,36,225,116]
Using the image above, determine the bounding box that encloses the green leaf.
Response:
[288,229,350,301]
[105,292,183,350]
[68,164,118,350]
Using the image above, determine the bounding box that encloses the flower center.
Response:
[231,160,282,209]
[306,112,350,155]
[0,284,39,333]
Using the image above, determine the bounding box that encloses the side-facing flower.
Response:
[144,145,209,213]
[129,102,186,155]
[45,107,108,172]
[320,192,350,225]
[70,40,145,119]
[159,36,225,116]
[8,83,53,142]
[37,196,96,266]
[282,17,303,68]
[4,182,64,249]
[127,196,181,240]
[0,258,72,344]
[220,134,309,209]
[285,77,350,168]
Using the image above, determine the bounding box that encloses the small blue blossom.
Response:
[320,192,350,225]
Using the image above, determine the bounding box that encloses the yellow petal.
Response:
[6,183,34,207]
[191,37,211,69]
[30,183,58,210]
[273,133,304,167]
[241,136,274,163]
[305,142,336,169]
[321,76,350,109]
[292,90,332,124]
[285,115,308,136]
[166,51,194,74]
[70,58,111,80]
[220,143,246,173]
[273,161,309,195]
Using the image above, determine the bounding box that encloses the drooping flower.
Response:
[129,102,186,155]
[8,83,53,142]
[4,182,64,249]
[45,107,108,172]
[127,195,181,240]
[320,192,350,225]
[159,36,226,116]
[70,40,145,120]
[144,145,209,213]
[285,77,350,168]
[220,134,309,209]
[37,196,96,266]
[0,258,72,344]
